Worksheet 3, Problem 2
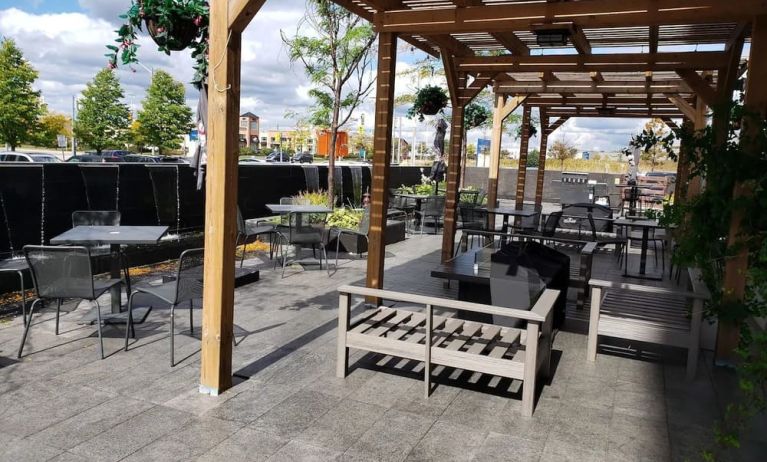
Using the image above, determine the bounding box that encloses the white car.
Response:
[0,152,61,163]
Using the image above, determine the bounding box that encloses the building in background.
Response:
[315,130,349,158]
[239,112,260,148]
[259,129,315,153]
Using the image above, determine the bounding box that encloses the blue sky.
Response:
[0,0,681,152]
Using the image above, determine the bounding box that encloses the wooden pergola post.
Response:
[486,92,506,211]
[200,0,246,396]
[686,98,708,199]
[515,105,532,208]
[440,51,466,262]
[365,31,398,290]
[534,108,549,210]
[673,118,694,205]
[718,15,766,364]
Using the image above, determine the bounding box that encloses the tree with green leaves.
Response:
[137,70,193,155]
[30,112,71,148]
[75,69,131,153]
[0,38,44,150]
[550,138,578,170]
[282,0,377,206]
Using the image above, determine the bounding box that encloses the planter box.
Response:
[329,220,406,255]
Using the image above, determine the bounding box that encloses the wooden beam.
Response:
[676,70,719,107]
[459,73,495,103]
[535,107,549,209]
[441,52,466,262]
[545,117,569,135]
[200,0,242,396]
[529,96,680,106]
[649,25,659,54]
[487,94,527,211]
[491,32,530,56]
[660,116,680,132]
[665,93,698,120]
[497,82,689,95]
[515,105,532,208]
[543,111,684,118]
[229,0,266,32]
[456,51,728,73]
[570,25,592,55]
[366,32,398,291]
[717,16,758,365]
[377,0,767,34]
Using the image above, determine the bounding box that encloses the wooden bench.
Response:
[586,268,710,380]
[337,286,559,416]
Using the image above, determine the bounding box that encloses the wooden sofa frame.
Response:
[336,285,559,416]
[586,268,709,380]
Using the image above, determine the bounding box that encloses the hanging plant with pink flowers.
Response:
[106,0,209,87]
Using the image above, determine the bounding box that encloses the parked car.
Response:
[119,154,160,163]
[239,156,265,163]
[0,152,62,163]
[66,154,104,163]
[160,156,190,164]
[265,151,290,162]
[291,152,313,164]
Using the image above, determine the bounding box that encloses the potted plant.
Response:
[407,85,449,122]
[106,0,209,87]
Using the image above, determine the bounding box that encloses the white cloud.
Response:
[2,2,663,151]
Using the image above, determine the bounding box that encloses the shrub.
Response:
[326,208,363,230]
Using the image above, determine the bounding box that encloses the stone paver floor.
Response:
[0,233,762,461]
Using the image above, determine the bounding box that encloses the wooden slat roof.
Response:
[334,0,758,118]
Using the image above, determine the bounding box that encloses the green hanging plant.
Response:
[407,85,449,122]
[106,0,209,88]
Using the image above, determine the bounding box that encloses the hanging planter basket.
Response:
[420,101,440,116]
[407,85,449,122]
[145,17,200,51]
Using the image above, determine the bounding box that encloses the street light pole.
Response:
[71,95,77,157]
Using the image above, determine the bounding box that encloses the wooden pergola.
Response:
[200,0,767,394]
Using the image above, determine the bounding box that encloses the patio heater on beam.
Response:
[531,23,573,47]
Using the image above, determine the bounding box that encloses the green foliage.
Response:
[0,38,44,150]
[550,139,578,168]
[293,190,330,207]
[407,85,449,122]
[75,69,131,154]
[137,70,193,154]
[107,0,209,87]
[30,112,71,148]
[527,149,540,168]
[396,180,444,196]
[464,102,492,131]
[239,146,257,156]
[326,207,363,230]
[649,98,767,460]
[281,0,377,205]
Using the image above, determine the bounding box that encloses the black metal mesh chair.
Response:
[415,195,446,234]
[125,248,204,367]
[236,206,275,265]
[541,211,563,237]
[18,245,122,359]
[275,211,329,278]
[72,210,121,227]
[72,210,131,295]
[330,207,370,270]
[511,204,541,234]
[0,254,30,326]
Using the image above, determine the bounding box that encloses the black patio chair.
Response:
[18,245,122,359]
[456,205,488,254]
[275,211,330,278]
[540,211,563,237]
[0,254,30,326]
[125,248,204,367]
[511,204,541,234]
[236,206,275,265]
[330,207,371,269]
[72,210,132,296]
[415,195,446,234]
